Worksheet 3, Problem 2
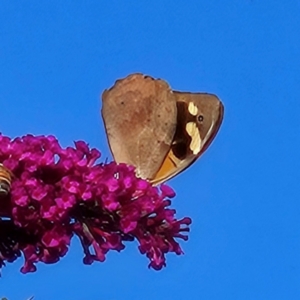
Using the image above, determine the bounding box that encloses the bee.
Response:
[0,163,13,196]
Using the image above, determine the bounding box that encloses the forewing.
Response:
[151,92,224,185]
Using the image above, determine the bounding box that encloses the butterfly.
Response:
[101,73,224,185]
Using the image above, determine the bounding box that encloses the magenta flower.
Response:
[0,133,191,274]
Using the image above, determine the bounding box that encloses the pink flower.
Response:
[0,133,191,274]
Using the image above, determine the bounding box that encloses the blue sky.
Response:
[0,0,299,299]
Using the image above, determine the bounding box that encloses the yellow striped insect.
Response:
[0,163,13,196]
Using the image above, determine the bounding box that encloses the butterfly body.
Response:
[101,73,224,185]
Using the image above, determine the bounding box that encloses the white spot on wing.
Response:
[185,122,201,154]
[188,102,198,116]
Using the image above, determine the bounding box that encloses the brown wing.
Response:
[150,92,224,185]
[101,73,177,179]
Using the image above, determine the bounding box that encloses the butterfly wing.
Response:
[151,92,224,185]
[101,73,177,179]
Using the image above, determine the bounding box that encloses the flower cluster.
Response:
[0,134,191,273]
